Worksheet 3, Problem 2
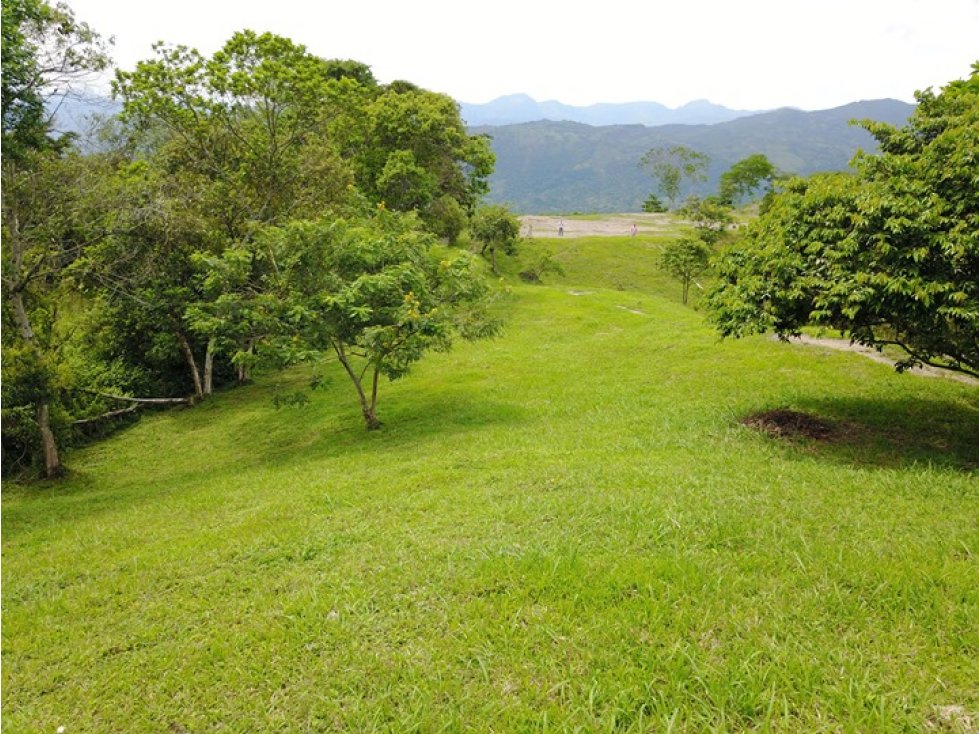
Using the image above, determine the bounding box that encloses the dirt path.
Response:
[522,215,976,386]
[786,335,977,385]
[519,213,672,238]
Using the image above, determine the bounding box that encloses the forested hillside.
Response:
[475,99,915,212]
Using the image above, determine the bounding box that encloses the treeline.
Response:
[2,1,507,477]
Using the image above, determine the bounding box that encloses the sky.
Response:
[67,0,979,111]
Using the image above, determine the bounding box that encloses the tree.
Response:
[103,32,358,398]
[641,193,667,213]
[1,0,110,477]
[351,85,495,222]
[639,145,709,209]
[660,237,711,305]
[678,195,734,246]
[114,30,354,233]
[71,160,218,401]
[424,194,468,244]
[707,63,979,378]
[256,209,500,429]
[469,204,521,275]
[1,0,110,162]
[109,31,495,390]
[718,153,778,206]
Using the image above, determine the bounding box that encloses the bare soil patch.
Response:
[740,408,839,442]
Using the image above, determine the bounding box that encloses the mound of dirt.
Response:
[740,409,837,441]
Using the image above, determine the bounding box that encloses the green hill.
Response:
[3,227,977,731]
[475,100,916,212]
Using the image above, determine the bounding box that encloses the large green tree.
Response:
[99,32,357,397]
[707,65,979,378]
[349,83,495,225]
[106,32,495,393]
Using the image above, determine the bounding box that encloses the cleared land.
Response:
[520,213,674,238]
[3,228,977,732]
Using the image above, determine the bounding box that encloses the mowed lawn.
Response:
[3,234,978,732]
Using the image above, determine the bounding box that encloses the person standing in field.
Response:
[630,223,638,237]
[558,218,564,237]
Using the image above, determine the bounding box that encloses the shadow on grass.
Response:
[786,395,979,472]
[1,390,527,538]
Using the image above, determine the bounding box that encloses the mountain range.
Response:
[460,93,759,127]
[472,99,916,213]
[50,93,917,215]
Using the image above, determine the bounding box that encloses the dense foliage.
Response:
[2,0,111,476]
[2,5,500,476]
[708,65,979,378]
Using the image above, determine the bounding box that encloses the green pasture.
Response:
[3,233,977,732]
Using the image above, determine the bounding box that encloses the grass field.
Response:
[3,231,978,732]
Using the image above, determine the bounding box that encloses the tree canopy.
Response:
[707,64,979,378]
[252,209,500,428]
[718,153,778,206]
[660,237,711,306]
[639,145,709,209]
[1,0,110,161]
[469,204,521,275]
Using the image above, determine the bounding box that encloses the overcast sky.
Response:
[68,0,978,111]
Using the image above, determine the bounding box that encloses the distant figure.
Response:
[527,223,533,238]
[630,223,638,237]
[558,218,565,237]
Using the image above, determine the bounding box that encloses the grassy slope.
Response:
[3,233,978,732]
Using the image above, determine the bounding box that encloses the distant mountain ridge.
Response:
[461,93,759,127]
[472,99,916,213]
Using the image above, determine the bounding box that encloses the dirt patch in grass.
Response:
[924,705,976,732]
[740,408,840,442]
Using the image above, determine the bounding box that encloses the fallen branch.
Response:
[72,404,140,425]
[82,390,194,405]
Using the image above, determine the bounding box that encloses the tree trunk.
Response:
[203,336,216,396]
[490,246,498,276]
[364,366,381,430]
[334,342,382,430]
[175,329,204,400]
[9,289,35,341]
[237,338,253,384]
[37,403,63,478]
[9,288,64,478]
[682,277,690,305]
